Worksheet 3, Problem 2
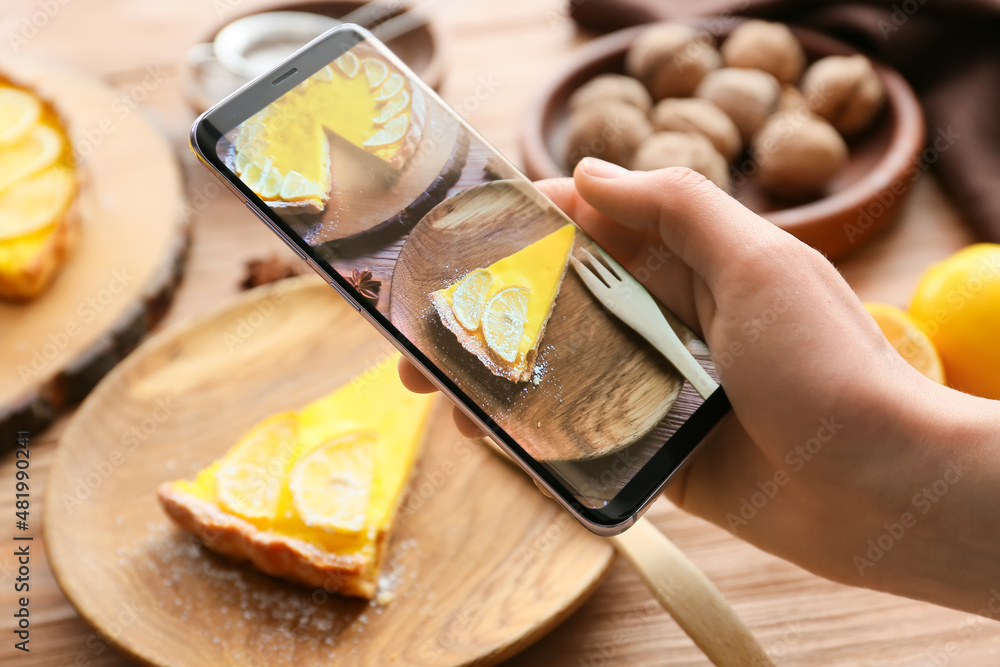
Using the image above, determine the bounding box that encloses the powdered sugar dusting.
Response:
[117,522,423,663]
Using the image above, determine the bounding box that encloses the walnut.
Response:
[564,101,653,169]
[752,110,848,199]
[568,74,653,114]
[721,20,806,84]
[778,84,807,112]
[801,54,886,135]
[695,67,780,143]
[630,131,732,192]
[625,23,722,100]
[650,97,742,162]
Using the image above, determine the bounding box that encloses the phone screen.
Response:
[200,28,729,528]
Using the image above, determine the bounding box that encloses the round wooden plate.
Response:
[389,179,684,462]
[520,21,925,260]
[181,0,446,113]
[0,59,187,446]
[44,277,614,667]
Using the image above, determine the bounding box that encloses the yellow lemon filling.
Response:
[168,354,434,560]
[0,79,78,299]
[434,224,576,379]
[230,53,420,210]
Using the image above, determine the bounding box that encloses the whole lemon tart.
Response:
[430,224,576,383]
[225,50,426,215]
[0,74,81,300]
[157,354,435,599]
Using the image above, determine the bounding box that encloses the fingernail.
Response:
[579,157,629,179]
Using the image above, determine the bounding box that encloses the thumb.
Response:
[573,158,794,283]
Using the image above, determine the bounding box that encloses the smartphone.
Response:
[189,24,730,535]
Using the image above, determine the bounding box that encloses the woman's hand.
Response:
[400,159,1000,616]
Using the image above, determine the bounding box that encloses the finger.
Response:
[397,358,438,394]
[452,406,485,438]
[573,159,793,286]
[536,174,703,333]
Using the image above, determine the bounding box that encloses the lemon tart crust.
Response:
[156,356,434,600]
[157,483,394,598]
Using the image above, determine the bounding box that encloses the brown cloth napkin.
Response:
[570,0,1000,243]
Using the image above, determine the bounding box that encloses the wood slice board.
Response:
[390,179,684,462]
[0,58,188,447]
[44,277,614,667]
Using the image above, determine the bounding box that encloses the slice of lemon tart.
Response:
[430,224,576,383]
[226,50,426,214]
[0,74,80,300]
[157,354,435,599]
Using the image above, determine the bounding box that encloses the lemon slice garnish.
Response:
[362,58,389,89]
[0,124,63,192]
[0,166,75,240]
[374,72,404,103]
[0,87,42,146]
[374,89,410,125]
[261,165,283,199]
[214,413,298,521]
[362,115,408,148]
[482,286,531,363]
[233,118,265,152]
[241,157,271,193]
[312,65,334,83]
[279,170,322,201]
[289,432,376,535]
[334,52,360,78]
[451,268,494,331]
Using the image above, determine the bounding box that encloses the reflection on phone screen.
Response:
[215,37,721,510]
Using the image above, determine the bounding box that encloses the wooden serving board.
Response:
[44,277,614,667]
[390,179,684,462]
[0,59,187,447]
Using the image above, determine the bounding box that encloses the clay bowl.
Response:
[181,0,444,112]
[521,20,925,259]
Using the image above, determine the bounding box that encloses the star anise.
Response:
[346,267,381,305]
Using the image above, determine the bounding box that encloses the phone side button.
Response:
[329,280,361,311]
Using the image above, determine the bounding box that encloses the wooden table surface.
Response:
[2,0,998,665]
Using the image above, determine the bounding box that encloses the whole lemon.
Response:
[909,244,1000,399]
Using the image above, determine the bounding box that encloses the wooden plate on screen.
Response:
[389,179,685,462]
[44,277,613,667]
[0,58,187,447]
[520,20,925,260]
